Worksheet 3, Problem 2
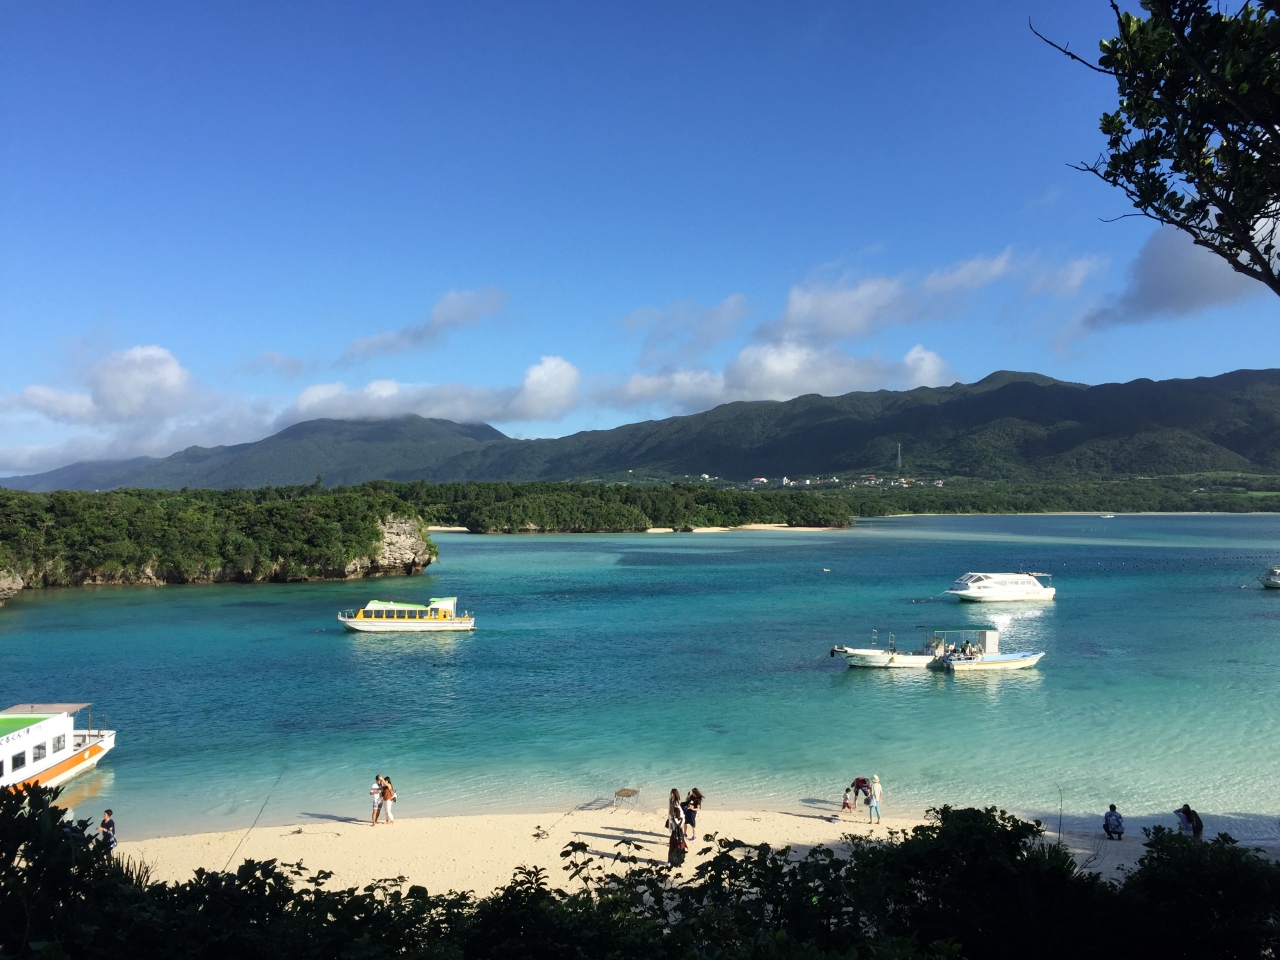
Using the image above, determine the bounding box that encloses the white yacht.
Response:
[830,630,938,669]
[924,626,1045,673]
[1259,566,1280,589]
[946,572,1055,603]
[338,597,476,632]
[0,703,115,790]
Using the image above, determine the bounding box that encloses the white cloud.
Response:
[773,276,907,342]
[341,287,507,361]
[7,345,193,425]
[623,294,749,368]
[603,343,950,413]
[281,355,581,427]
[922,248,1013,293]
[1030,256,1106,298]
[1080,227,1263,329]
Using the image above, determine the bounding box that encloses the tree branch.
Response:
[1028,18,1113,75]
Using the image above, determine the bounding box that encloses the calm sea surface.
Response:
[4,514,1280,839]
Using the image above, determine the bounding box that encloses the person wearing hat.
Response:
[868,775,883,824]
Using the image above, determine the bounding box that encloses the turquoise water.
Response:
[3,514,1280,840]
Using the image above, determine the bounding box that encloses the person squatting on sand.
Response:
[681,788,702,839]
[1103,804,1124,840]
[381,776,396,824]
[667,788,687,866]
[868,775,883,823]
[370,775,384,826]
[1175,803,1203,839]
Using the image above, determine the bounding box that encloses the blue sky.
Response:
[0,1,1275,474]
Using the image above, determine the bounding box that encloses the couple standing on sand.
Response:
[666,788,703,866]
[841,775,883,823]
[370,774,397,826]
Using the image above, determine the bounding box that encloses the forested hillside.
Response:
[8,369,1280,490]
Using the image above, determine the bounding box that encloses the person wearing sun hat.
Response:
[868,775,883,823]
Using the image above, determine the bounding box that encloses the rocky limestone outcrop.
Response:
[0,571,23,606]
[340,516,437,578]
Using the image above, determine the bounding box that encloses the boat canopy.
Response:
[363,598,457,610]
[1,703,91,715]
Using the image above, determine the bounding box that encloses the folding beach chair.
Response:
[613,788,640,810]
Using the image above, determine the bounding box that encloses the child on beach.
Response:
[841,786,853,814]
[868,775,883,824]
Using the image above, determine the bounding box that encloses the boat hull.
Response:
[1260,578,1280,589]
[949,588,1056,602]
[937,652,1044,672]
[16,733,115,790]
[339,617,475,633]
[833,647,935,669]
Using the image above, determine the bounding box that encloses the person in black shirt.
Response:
[99,810,117,852]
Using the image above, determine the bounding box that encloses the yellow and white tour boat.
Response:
[0,703,116,790]
[338,597,476,633]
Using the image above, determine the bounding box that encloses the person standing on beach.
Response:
[868,775,883,824]
[99,809,117,852]
[1177,803,1203,839]
[1103,804,1124,840]
[841,786,853,815]
[667,788,687,866]
[381,776,396,824]
[370,775,384,826]
[682,788,702,839]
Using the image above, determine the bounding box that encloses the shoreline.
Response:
[116,805,1279,894]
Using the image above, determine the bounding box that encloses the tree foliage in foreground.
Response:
[1041,0,1280,294]
[3,786,1279,960]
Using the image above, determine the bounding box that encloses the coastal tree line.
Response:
[4,476,1280,590]
[5,786,1278,959]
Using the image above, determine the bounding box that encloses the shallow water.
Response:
[3,514,1279,839]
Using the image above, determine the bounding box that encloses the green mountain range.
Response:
[6,368,1280,491]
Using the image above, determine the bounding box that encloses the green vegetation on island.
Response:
[7,785,1280,959]
[5,473,1280,602]
[0,484,436,593]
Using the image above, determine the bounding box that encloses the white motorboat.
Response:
[1259,566,1280,589]
[831,630,938,669]
[923,626,1045,673]
[0,703,115,790]
[946,572,1055,603]
[338,597,475,632]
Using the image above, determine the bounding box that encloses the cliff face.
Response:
[0,571,22,606]
[0,515,437,600]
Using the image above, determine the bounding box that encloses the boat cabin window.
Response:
[429,609,438,618]
[395,609,406,619]
[11,751,25,771]
[32,743,46,762]
[52,735,65,753]
[373,610,385,619]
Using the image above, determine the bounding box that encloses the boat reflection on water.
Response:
[56,766,116,820]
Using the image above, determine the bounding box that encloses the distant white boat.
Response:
[338,597,475,632]
[946,572,1055,603]
[830,630,936,669]
[1259,566,1280,589]
[1100,514,1116,519]
[924,626,1045,673]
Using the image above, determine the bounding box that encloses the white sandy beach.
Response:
[113,802,1239,895]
